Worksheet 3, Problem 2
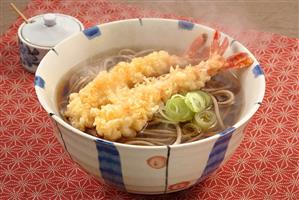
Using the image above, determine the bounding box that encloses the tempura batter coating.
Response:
[65,51,188,130]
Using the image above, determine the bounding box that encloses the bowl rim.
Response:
[35,18,266,150]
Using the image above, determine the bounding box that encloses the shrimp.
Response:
[91,31,254,141]
[64,34,208,130]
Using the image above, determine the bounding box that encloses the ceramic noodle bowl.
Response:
[35,19,265,194]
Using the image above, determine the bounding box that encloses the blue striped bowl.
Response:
[35,18,265,194]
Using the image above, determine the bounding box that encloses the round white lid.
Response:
[20,13,83,48]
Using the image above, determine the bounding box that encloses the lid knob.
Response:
[43,13,56,27]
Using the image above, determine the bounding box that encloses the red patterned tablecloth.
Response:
[0,0,298,199]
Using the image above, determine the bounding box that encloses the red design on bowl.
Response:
[146,156,167,169]
[168,181,190,191]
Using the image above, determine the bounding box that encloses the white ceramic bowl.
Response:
[35,18,265,194]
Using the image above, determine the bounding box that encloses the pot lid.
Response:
[20,13,83,48]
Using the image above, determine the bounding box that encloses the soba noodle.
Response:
[57,49,242,146]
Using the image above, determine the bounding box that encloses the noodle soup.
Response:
[57,48,243,146]
[35,19,265,194]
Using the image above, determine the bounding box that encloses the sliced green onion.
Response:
[164,95,194,122]
[194,110,217,131]
[196,91,212,107]
[159,91,213,124]
[184,92,205,112]
[184,91,212,112]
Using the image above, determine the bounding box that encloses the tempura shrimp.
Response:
[91,31,253,141]
[64,34,208,130]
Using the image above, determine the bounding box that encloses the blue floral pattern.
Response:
[19,40,40,68]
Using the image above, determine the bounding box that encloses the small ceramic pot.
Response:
[18,13,84,73]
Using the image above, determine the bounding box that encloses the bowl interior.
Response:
[35,18,265,146]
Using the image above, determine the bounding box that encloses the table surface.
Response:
[1,0,299,38]
[0,0,299,199]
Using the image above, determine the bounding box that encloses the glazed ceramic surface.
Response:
[35,18,265,194]
[18,13,83,73]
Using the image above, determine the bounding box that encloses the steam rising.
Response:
[116,0,298,38]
